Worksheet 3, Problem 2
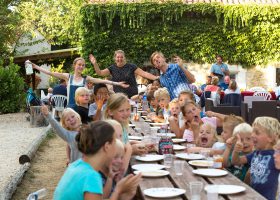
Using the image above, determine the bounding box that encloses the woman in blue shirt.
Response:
[54,121,141,200]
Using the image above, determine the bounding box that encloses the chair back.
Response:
[222,93,242,106]
[244,96,265,109]
[40,90,47,100]
[253,91,272,100]
[249,87,266,92]
[250,101,277,124]
[51,95,67,111]
[200,91,211,108]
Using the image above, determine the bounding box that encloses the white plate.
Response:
[134,170,169,177]
[173,145,187,151]
[188,160,214,167]
[175,153,205,160]
[172,138,187,144]
[144,119,152,122]
[157,133,176,138]
[135,154,164,162]
[128,136,142,140]
[204,185,246,194]
[150,122,169,126]
[132,164,166,171]
[129,124,135,127]
[144,187,186,198]
[193,169,228,177]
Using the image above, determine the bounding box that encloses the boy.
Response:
[74,87,91,124]
[153,87,171,123]
[232,117,280,200]
[88,83,109,121]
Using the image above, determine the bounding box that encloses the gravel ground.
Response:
[0,113,45,198]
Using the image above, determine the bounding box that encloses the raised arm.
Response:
[231,134,248,165]
[134,68,158,81]
[89,54,111,77]
[177,57,195,83]
[32,62,69,81]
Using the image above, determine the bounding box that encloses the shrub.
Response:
[0,61,25,114]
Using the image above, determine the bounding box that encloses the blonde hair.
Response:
[233,123,252,136]
[169,98,179,107]
[253,117,280,145]
[211,76,219,86]
[196,123,218,147]
[75,87,89,105]
[115,139,125,156]
[223,115,244,133]
[72,57,85,67]
[181,100,198,116]
[103,93,130,126]
[150,51,165,65]
[61,108,81,130]
[104,119,123,139]
[229,80,237,91]
[114,50,126,64]
[154,87,170,100]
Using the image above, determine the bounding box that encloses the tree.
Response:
[18,0,86,47]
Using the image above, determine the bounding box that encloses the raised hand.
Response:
[234,134,243,153]
[116,173,142,200]
[89,54,96,64]
[95,94,105,110]
[226,136,237,148]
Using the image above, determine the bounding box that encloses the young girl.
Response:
[74,87,91,124]
[223,123,253,181]
[152,87,171,123]
[41,105,82,163]
[54,121,141,200]
[31,57,128,108]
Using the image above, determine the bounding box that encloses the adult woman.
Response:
[54,121,141,200]
[224,79,240,95]
[90,50,158,98]
[204,76,220,92]
[32,57,128,108]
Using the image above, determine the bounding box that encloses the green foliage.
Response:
[80,2,280,67]
[0,61,25,114]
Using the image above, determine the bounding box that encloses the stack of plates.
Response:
[175,153,205,160]
[131,164,165,171]
[144,188,186,198]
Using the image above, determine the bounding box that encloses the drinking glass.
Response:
[189,181,203,200]
[163,154,173,168]
[174,160,184,176]
[206,185,219,200]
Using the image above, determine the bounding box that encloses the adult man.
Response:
[210,55,230,84]
[219,75,230,91]
[150,51,195,99]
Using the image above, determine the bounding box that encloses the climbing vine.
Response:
[80,2,280,68]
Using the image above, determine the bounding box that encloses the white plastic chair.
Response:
[249,87,266,92]
[51,95,67,117]
[253,91,272,100]
[40,90,47,100]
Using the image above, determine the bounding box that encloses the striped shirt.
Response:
[159,63,191,99]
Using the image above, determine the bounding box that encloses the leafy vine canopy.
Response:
[80,2,280,68]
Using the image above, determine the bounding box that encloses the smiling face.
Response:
[63,112,81,131]
[109,100,131,125]
[114,53,126,67]
[152,54,166,70]
[237,132,254,154]
[157,95,170,109]
[252,124,274,150]
[198,124,216,148]
[95,87,110,103]
[73,59,85,74]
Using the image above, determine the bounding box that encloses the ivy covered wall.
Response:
[80,2,280,68]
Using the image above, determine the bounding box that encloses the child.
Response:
[274,140,280,170]
[74,87,91,124]
[41,105,82,163]
[100,139,125,198]
[180,101,224,143]
[152,87,171,123]
[169,98,180,118]
[146,91,159,114]
[232,117,280,200]
[223,123,253,181]
[88,83,110,121]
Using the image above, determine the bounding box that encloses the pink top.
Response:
[205,85,219,92]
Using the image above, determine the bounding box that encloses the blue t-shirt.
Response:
[210,63,229,84]
[54,159,103,200]
[246,150,279,200]
[160,63,191,100]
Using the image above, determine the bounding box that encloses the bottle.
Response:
[158,135,174,155]
[25,60,33,75]
[26,188,47,200]
[142,95,148,111]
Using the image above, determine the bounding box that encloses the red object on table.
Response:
[220,91,276,100]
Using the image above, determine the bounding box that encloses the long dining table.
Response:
[128,115,266,200]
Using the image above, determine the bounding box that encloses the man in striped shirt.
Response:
[150,51,195,100]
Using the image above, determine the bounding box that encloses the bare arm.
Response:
[86,76,129,88]
[32,63,69,81]
[134,68,158,81]
[231,134,248,165]
[176,57,195,83]
[168,116,183,138]
[89,54,111,77]
[205,111,226,127]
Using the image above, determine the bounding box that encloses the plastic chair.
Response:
[253,91,272,100]
[51,95,67,117]
[249,87,266,92]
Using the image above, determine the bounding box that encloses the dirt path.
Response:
[11,133,67,200]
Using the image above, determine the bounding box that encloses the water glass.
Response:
[186,143,196,154]
[200,149,210,159]
[134,127,142,134]
[150,127,159,135]
[189,181,203,200]
[207,185,219,200]
[163,154,173,168]
[174,160,184,176]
